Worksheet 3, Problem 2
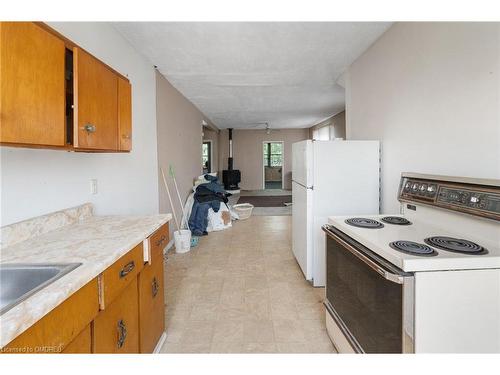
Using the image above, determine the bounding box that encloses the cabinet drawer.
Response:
[62,324,91,353]
[138,258,165,353]
[149,223,169,265]
[93,277,139,353]
[100,244,144,309]
[3,279,99,353]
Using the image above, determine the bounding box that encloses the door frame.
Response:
[262,141,284,190]
[202,140,213,173]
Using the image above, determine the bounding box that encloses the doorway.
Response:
[263,141,284,189]
[202,141,212,173]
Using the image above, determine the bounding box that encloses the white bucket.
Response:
[174,229,191,254]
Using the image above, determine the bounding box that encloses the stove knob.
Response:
[461,192,469,203]
[412,183,419,191]
[470,196,480,204]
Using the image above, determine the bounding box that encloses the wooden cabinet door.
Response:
[93,277,139,353]
[73,47,118,150]
[0,22,65,146]
[138,258,165,353]
[118,77,132,151]
[62,324,92,353]
[3,279,99,353]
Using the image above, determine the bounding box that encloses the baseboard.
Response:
[153,331,167,353]
[164,239,174,254]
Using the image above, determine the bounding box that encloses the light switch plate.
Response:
[90,179,98,195]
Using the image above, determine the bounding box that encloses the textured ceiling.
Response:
[113,22,392,129]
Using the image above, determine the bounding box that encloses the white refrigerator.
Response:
[292,140,380,286]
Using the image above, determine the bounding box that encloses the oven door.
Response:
[322,225,415,353]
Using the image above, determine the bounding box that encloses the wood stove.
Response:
[222,128,241,190]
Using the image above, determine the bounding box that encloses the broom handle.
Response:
[172,176,185,227]
[160,168,180,231]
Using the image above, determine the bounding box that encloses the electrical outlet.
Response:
[90,179,98,195]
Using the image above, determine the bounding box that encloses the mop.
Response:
[160,167,192,253]
[168,165,199,248]
[160,167,180,230]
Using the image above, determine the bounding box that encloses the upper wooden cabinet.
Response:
[0,22,132,152]
[74,48,119,150]
[118,77,132,151]
[0,22,66,146]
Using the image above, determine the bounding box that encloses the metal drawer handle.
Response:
[323,225,409,285]
[117,319,127,349]
[155,235,167,247]
[83,124,96,133]
[152,277,159,298]
[119,261,135,278]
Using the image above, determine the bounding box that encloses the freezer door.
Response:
[312,140,380,216]
[292,180,313,281]
[312,140,380,287]
[292,140,313,187]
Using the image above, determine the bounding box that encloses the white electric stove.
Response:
[323,173,500,353]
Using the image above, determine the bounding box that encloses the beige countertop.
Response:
[0,213,171,348]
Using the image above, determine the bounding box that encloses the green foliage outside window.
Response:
[263,142,283,167]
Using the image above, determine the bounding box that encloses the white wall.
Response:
[218,128,310,190]
[309,111,346,140]
[0,22,159,226]
[346,22,500,213]
[156,71,213,234]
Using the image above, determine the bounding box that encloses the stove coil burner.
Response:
[345,218,384,229]
[389,241,437,256]
[381,216,412,225]
[424,236,487,255]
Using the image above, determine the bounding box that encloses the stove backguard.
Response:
[398,173,500,221]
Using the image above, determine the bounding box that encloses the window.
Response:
[263,142,283,167]
[202,141,211,173]
[313,124,331,141]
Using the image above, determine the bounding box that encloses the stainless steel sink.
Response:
[0,263,81,315]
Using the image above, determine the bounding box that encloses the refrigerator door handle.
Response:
[292,180,313,190]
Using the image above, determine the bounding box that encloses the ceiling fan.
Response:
[248,122,281,135]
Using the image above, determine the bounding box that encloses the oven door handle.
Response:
[323,226,408,284]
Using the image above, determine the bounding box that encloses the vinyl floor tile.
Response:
[161,216,334,354]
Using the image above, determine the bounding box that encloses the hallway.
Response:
[160,216,335,353]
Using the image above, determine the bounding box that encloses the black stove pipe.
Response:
[228,128,233,170]
[222,128,241,190]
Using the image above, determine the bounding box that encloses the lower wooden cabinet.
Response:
[62,324,92,353]
[138,257,165,353]
[3,279,98,354]
[2,224,168,354]
[93,278,140,353]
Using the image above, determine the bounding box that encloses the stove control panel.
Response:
[401,179,438,201]
[399,175,500,221]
